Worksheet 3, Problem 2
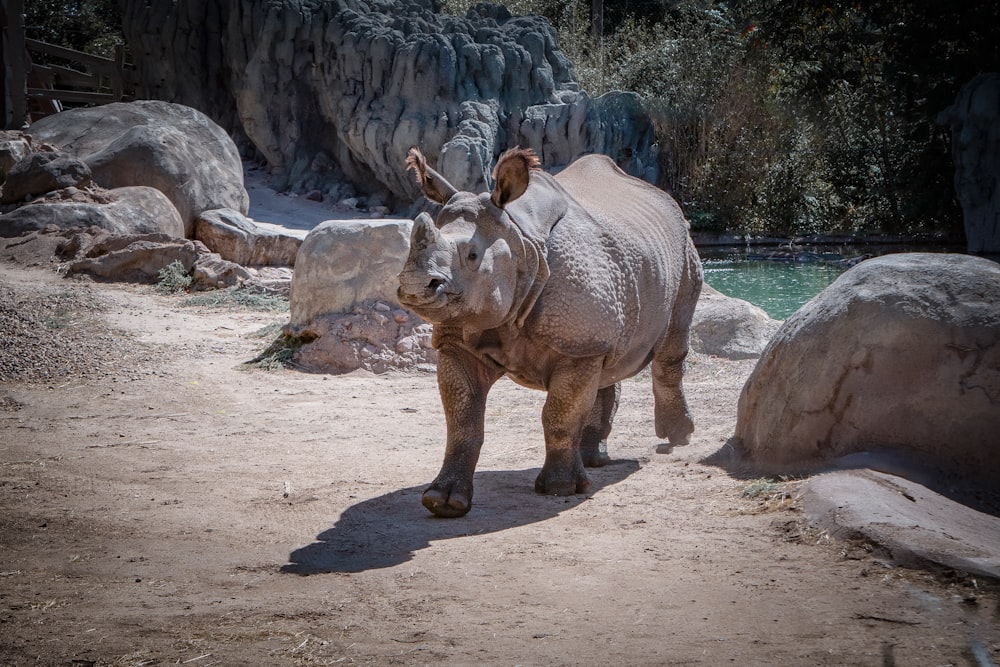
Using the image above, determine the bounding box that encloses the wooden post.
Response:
[112,44,124,101]
[2,0,27,128]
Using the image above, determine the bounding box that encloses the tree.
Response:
[24,0,124,59]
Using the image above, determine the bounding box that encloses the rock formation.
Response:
[26,101,249,236]
[733,253,1000,483]
[120,0,658,207]
[940,72,1000,254]
[284,217,435,374]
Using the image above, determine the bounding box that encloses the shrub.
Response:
[155,261,192,294]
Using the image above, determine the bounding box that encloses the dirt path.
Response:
[1,263,997,666]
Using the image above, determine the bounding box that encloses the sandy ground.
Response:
[1,262,998,667]
[2,173,999,666]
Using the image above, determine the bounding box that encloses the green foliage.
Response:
[438,0,995,237]
[24,0,125,59]
[155,261,192,294]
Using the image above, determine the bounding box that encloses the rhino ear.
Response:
[406,147,459,205]
[491,147,540,208]
[411,212,440,248]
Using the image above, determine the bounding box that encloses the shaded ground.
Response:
[1,263,998,666]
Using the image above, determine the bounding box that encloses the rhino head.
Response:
[397,147,553,331]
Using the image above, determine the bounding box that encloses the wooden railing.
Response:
[25,38,134,107]
[2,0,136,128]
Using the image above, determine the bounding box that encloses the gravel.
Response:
[0,279,145,384]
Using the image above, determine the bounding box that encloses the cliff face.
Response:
[121,0,657,207]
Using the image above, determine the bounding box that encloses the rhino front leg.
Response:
[536,359,603,496]
[423,344,502,518]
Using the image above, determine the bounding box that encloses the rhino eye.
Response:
[467,250,478,262]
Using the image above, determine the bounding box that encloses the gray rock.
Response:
[734,253,1000,483]
[291,301,437,375]
[195,208,302,267]
[803,469,1000,579]
[940,73,1000,254]
[690,285,781,359]
[1,151,91,204]
[285,217,434,374]
[0,133,37,185]
[120,0,657,206]
[0,186,184,238]
[63,232,249,290]
[190,253,254,289]
[66,237,206,283]
[27,100,249,237]
[288,218,412,327]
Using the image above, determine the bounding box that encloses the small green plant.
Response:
[155,260,192,294]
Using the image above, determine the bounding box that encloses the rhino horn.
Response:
[491,147,541,208]
[406,147,458,205]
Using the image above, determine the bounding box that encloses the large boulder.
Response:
[0,186,184,238]
[120,0,658,206]
[286,217,436,374]
[733,253,1000,483]
[690,285,781,359]
[940,72,1000,254]
[194,208,302,267]
[288,218,412,327]
[26,100,249,237]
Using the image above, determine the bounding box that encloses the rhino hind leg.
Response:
[580,383,621,467]
[652,241,701,446]
[652,352,694,446]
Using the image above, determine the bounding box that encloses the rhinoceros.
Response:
[397,147,703,517]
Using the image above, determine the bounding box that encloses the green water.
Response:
[699,244,969,320]
[700,247,852,320]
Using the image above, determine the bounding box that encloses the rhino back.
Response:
[524,157,691,372]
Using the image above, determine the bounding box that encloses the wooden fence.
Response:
[2,0,136,129]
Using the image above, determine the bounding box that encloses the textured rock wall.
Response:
[121,0,658,206]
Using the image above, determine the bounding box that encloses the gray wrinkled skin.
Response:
[398,148,702,517]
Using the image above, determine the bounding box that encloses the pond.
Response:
[698,245,963,320]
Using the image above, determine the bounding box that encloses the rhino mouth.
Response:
[397,274,457,316]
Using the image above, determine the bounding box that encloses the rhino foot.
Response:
[580,434,611,467]
[580,446,611,468]
[422,479,473,518]
[655,413,694,447]
[534,452,591,496]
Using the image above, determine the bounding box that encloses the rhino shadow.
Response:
[282,460,641,574]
